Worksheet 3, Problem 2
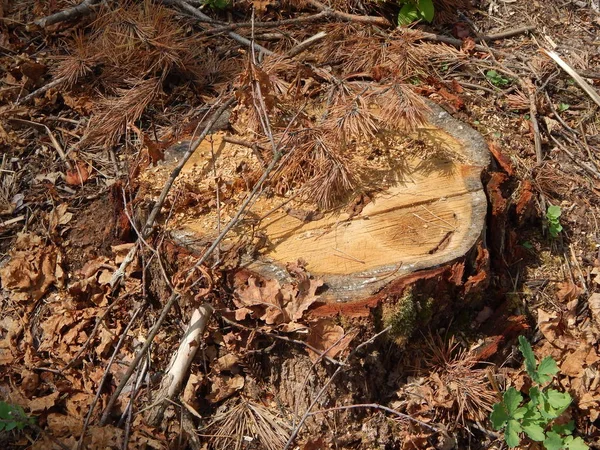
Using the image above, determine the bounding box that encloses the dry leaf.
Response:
[0,232,63,301]
[207,374,244,403]
[28,391,59,412]
[556,281,583,303]
[588,293,600,326]
[65,160,90,185]
[306,319,354,363]
[49,203,73,234]
[537,308,566,349]
[561,343,592,377]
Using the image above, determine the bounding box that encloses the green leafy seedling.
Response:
[558,103,570,112]
[546,205,563,238]
[490,336,588,449]
[397,0,434,25]
[0,401,34,432]
[485,70,511,87]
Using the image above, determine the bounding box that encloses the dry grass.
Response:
[207,398,291,450]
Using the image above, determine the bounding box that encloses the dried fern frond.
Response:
[370,83,428,131]
[52,31,98,88]
[208,398,291,450]
[84,77,162,147]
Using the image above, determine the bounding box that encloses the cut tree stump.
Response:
[163,101,490,303]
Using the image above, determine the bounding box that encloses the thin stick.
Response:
[543,49,600,108]
[292,330,355,426]
[287,31,327,58]
[549,134,600,179]
[307,0,390,27]
[220,316,345,367]
[9,118,72,170]
[528,85,544,165]
[79,305,144,449]
[308,403,438,431]
[164,0,274,56]
[109,97,236,288]
[478,25,535,42]
[199,11,329,35]
[15,76,66,105]
[102,85,286,423]
[34,0,101,28]
[146,304,214,425]
[283,327,392,449]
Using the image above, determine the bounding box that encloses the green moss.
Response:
[382,287,417,346]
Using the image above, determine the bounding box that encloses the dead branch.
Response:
[33,0,102,28]
[199,11,330,35]
[15,76,67,106]
[480,26,535,42]
[287,31,328,58]
[163,0,274,56]
[283,326,393,449]
[543,49,600,108]
[109,97,236,289]
[307,0,390,27]
[79,305,145,449]
[101,78,286,424]
[146,304,214,426]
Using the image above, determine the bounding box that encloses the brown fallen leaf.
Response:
[28,391,59,412]
[306,319,355,363]
[0,232,64,301]
[65,160,90,185]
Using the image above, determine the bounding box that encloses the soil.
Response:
[1,1,600,449]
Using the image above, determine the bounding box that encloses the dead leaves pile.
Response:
[0,232,165,448]
[530,280,600,423]
[231,261,355,362]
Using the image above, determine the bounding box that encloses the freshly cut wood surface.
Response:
[172,102,489,301]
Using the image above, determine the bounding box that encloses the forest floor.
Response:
[1,0,600,449]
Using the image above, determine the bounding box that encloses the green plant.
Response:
[202,0,230,9]
[490,336,588,450]
[0,401,34,432]
[546,205,563,238]
[397,0,434,25]
[558,103,570,112]
[485,70,511,87]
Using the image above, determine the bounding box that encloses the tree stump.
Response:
[162,101,489,305]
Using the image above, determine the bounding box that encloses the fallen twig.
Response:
[101,71,288,423]
[550,133,600,179]
[543,49,600,108]
[163,0,274,56]
[287,31,327,58]
[79,305,145,449]
[146,304,214,426]
[307,0,390,26]
[479,25,535,42]
[109,96,236,289]
[199,11,329,35]
[33,0,102,28]
[15,76,67,106]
